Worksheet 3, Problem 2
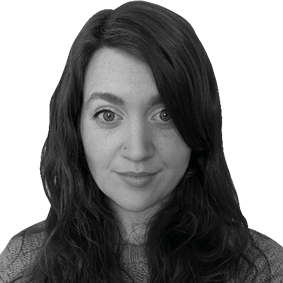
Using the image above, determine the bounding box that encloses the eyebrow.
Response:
[85,92,163,108]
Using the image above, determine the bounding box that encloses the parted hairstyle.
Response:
[14,1,270,282]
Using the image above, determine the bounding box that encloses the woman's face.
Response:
[80,47,191,216]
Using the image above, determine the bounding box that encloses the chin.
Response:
[120,203,152,213]
[119,198,164,214]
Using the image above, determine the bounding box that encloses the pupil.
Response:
[160,110,170,121]
[104,111,114,121]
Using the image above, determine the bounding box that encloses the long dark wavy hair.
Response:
[14,1,270,282]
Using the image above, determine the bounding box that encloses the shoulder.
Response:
[0,221,46,283]
[244,229,283,282]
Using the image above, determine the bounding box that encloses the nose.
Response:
[121,119,155,162]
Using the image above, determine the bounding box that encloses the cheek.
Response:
[160,132,191,169]
[82,129,119,173]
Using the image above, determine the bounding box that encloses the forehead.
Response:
[83,47,160,106]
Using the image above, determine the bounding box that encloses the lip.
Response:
[116,171,158,188]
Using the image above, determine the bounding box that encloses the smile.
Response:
[116,171,158,188]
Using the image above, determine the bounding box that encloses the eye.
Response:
[159,109,171,122]
[94,109,121,122]
[151,109,171,122]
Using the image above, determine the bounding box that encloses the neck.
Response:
[123,222,147,245]
[120,209,153,245]
[108,200,163,245]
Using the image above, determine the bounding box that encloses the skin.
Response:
[80,47,192,244]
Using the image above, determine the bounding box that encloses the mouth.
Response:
[116,171,159,188]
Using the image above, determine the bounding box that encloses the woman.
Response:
[0,1,282,282]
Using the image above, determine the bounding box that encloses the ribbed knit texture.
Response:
[121,245,148,283]
[1,223,283,282]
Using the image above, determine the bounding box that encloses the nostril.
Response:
[121,134,155,161]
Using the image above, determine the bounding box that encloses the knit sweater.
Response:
[0,221,283,282]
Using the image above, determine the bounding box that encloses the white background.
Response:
[0,1,282,253]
